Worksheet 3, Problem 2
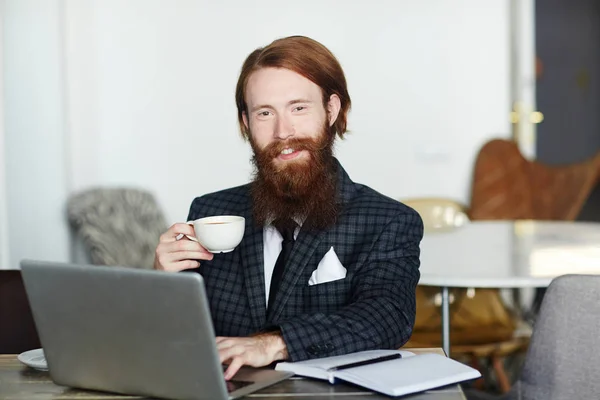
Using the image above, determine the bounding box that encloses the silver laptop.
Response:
[20,260,293,400]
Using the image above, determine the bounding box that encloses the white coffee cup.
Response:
[186,215,245,253]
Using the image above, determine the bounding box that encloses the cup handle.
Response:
[176,221,198,242]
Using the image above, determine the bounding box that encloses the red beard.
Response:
[250,124,339,230]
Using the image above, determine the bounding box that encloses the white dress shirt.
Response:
[263,224,300,306]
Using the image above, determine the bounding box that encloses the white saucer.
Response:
[17,348,48,371]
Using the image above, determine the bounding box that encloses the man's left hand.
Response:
[217,332,288,380]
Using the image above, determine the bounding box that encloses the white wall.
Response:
[3,1,511,267]
[0,1,9,269]
[65,0,511,225]
[3,0,70,269]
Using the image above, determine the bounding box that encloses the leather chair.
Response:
[469,139,600,221]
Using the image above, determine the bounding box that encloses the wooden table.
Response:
[0,348,466,399]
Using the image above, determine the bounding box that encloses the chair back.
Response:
[513,274,600,399]
[67,188,167,269]
[0,271,41,353]
[469,139,600,220]
[403,198,468,232]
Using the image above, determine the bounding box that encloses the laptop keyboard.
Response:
[225,379,254,393]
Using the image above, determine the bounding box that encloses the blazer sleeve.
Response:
[277,210,423,361]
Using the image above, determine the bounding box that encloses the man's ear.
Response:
[242,111,249,131]
[327,94,341,127]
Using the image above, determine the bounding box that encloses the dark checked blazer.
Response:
[187,159,423,361]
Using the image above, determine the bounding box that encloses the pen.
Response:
[327,353,402,372]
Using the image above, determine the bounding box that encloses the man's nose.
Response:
[274,115,294,140]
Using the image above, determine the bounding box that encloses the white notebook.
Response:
[275,350,480,397]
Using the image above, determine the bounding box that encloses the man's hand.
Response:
[217,332,289,380]
[154,223,214,272]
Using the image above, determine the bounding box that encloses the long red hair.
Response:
[235,36,351,140]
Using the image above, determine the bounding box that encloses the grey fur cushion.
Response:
[67,188,167,269]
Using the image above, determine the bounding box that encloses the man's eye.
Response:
[294,106,306,112]
[258,111,270,117]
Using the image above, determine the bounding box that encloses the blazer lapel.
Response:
[239,207,268,331]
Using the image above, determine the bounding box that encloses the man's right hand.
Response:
[154,223,214,272]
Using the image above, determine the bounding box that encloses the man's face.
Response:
[243,67,339,171]
[244,67,342,228]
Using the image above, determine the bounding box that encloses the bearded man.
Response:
[154,36,423,379]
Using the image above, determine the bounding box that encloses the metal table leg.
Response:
[441,286,450,356]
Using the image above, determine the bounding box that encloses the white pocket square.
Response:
[308,247,347,286]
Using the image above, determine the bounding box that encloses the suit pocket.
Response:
[303,278,351,314]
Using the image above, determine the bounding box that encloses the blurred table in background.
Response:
[419,220,600,355]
